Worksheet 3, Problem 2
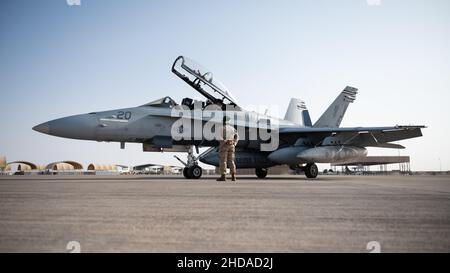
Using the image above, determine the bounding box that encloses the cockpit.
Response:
[142,57,241,111]
[172,56,241,111]
[141,96,178,108]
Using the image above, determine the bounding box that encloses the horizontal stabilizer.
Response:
[279,125,426,147]
[372,143,405,149]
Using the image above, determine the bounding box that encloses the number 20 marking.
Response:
[117,111,131,120]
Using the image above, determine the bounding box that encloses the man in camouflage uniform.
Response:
[217,116,239,181]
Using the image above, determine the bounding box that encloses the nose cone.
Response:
[33,122,50,134]
[32,114,97,140]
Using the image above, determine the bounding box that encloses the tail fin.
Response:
[313,86,358,128]
[284,98,312,127]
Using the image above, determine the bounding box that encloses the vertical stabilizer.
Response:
[313,86,358,128]
[284,98,312,127]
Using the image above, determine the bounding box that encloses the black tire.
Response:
[304,163,318,178]
[183,167,191,179]
[188,165,202,179]
[255,168,268,178]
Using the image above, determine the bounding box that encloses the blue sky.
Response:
[1,0,449,171]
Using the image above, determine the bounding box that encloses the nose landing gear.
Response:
[183,165,202,179]
[174,146,203,179]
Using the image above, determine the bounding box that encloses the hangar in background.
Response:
[46,161,83,171]
[0,157,183,175]
[133,163,183,175]
[87,164,130,174]
[0,155,413,176]
[0,156,6,172]
[332,156,411,172]
[4,161,46,172]
[1,158,84,174]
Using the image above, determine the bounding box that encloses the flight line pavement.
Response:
[0,174,449,252]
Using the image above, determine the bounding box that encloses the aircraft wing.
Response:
[278,125,425,148]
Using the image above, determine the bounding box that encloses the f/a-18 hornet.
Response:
[33,56,425,179]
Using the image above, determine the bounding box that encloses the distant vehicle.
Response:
[148,166,163,175]
[33,56,425,180]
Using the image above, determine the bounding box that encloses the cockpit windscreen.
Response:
[141,96,177,108]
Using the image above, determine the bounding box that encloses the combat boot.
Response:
[216,175,226,181]
[231,174,237,181]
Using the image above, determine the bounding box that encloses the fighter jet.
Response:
[33,56,425,179]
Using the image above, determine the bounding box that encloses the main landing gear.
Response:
[256,163,318,179]
[255,168,268,178]
[289,163,319,179]
[174,146,203,179]
[304,163,318,178]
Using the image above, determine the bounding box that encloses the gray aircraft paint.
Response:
[284,98,312,127]
[313,86,358,128]
[32,56,425,177]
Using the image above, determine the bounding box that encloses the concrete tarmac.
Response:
[0,174,449,252]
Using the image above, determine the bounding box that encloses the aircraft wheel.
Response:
[255,168,268,178]
[188,165,202,179]
[183,167,191,179]
[304,163,318,178]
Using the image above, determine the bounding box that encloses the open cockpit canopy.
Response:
[172,56,239,108]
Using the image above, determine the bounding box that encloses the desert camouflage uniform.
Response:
[218,124,239,176]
